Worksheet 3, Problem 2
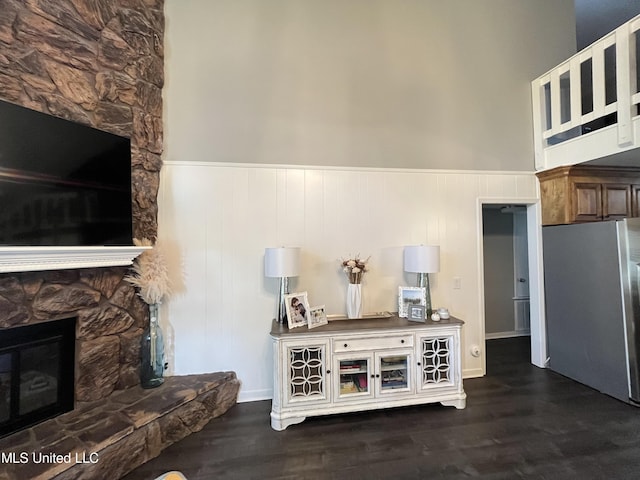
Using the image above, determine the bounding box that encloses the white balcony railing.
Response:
[532,14,640,171]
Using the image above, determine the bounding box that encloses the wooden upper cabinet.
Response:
[633,185,640,217]
[537,165,640,226]
[573,182,601,222]
[603,184,632,220]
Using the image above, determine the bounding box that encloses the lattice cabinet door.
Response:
[283,339,330,406]
[416,334,457,392]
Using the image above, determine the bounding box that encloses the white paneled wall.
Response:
[157,162,538,401]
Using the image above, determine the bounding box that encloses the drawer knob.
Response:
[344,343,348,348]
[401,339,405,344]
[326,370,331,374]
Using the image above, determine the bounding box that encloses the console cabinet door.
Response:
[282,339,330,407]
[416,334,457,393]
[375,349,414,397]
[333,353,373,402]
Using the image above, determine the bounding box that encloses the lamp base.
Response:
[276,277,290,324]
[417,273,433,317]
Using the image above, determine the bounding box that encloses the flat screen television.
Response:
[0,99,133,246]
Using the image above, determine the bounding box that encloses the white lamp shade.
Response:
[404,245,440,273]
[264,247,300,277]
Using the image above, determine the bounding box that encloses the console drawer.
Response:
[333,335,413,352]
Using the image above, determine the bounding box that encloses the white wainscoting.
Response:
[157,162,538,402]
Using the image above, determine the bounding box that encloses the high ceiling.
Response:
[575,0,640,50]
[574,1,640,169]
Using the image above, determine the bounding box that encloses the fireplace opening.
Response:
[0,317,75,438]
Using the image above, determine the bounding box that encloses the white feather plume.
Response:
[125,238,172,304]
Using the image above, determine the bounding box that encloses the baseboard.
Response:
[237,388,272,403]
[463,367,484,379]
[485,330,531,340]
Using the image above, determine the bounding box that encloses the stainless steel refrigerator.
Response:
[543,218,640,404]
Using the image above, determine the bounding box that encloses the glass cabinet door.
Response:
[378,351,412,394]
[336,356,371,400]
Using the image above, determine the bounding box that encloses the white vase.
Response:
[346,283,362,319]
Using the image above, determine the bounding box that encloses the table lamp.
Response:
[265,247,300,324]
[404,245,440,315]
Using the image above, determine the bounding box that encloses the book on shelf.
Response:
[340,364,362,371]
[382,380,407,389]
[340,374,369,393]
[381,364,407,371]
[380,357,406,367]
[340,380,359,394]
[382,370,406,382]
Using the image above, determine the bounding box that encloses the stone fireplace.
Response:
[0,268,148,405]
[0,266,241,480]
[0,4,242,477]
[0,0,164,406]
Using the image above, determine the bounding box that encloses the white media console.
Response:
[270,315,466,431]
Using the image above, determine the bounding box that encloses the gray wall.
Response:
[164,0,576,171]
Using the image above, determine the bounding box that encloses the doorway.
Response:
[482,204,530,339]
[477,199,546,373]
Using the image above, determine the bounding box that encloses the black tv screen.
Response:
[0,100,133,246]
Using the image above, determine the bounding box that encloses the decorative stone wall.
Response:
[0,0,164,401]
[0,0,163,239]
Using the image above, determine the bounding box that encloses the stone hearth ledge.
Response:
[0,372,241,480]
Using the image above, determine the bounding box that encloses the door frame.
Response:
[476,197,547,372]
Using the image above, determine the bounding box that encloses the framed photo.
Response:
[398,286,426,318]
[308,305,328,329]
[408,304,426,322]
[284,292,311,329]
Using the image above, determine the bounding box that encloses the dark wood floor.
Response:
[122,338,640,479]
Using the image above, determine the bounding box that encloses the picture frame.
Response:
[408,304,426,322]
[308,305,328,329]
[284,292,311,329]
[398,286,426,318]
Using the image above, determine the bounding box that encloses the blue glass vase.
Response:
[140,303,165,388]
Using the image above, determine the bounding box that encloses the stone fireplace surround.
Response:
[0,267,149,403]
[0,268,241,480]
[0,0,166,401]
[0,1,241,478]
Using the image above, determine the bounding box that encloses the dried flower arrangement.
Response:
[341,255,369,284]
[125,238,171,305]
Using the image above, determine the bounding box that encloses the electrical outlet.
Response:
[453,277,461,289]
